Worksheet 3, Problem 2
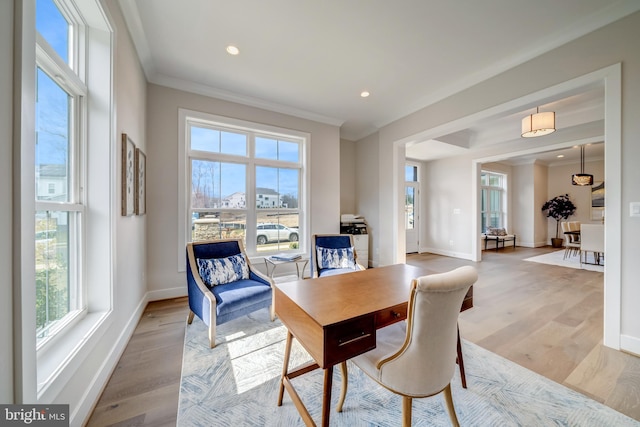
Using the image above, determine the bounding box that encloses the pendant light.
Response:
[521,107,556,138]
[572,145,594,186]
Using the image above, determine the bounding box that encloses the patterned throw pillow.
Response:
[197,253,250,287]
[487,227,507,236]
[316,246,356,270]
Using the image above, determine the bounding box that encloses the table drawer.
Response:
[375,303,407,329]
[324,315,375,366]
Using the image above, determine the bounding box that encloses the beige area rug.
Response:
[177,309,636,426]
[524,250,604,272]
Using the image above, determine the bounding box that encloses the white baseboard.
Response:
[147,286,188,301]
[420,247,474,261]
[620,334,640,357]
[75,295,149,426]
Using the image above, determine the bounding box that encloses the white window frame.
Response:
[178,109,310,269]
[30,0,114,401]
[480,170,507,233]
[35,0,87,352]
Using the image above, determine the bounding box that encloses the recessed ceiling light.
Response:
[226,45,240,55]
[557,154,564,158]
[360,91,370,98]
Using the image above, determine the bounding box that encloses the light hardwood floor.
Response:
[86,246,640,426]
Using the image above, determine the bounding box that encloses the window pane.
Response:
[481,213,487,233]
[255,136,277,160]
[481,189,487,211]
[489,174,501,186]
[36,68,70,202]
[489,213,500,228]
[405,186,414,229]
[35,210,70,341]
[190,126,247,156]
[405,165,417,182]
[256,213,299,251]
[480,173,487,186]
[255,136,299,162]
[192,211,246,243]
[191,160,246,208]
[36,0,70,64]
[220,131,247,156]
[191,126,219,152]
[490,189,501,211]
[256,166,299,209]
[278,140,299,162]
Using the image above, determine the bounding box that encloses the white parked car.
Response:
[256,223,299,245]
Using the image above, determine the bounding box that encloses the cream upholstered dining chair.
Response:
[580,224,604,267]
[336,266,478,427]
[561,221,581,259]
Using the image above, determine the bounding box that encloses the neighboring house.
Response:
[218,190,286,209]
[36,164,67,202]
[221,191,246,208]
[256,187,282,208]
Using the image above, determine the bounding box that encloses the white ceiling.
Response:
[120,0,639,145]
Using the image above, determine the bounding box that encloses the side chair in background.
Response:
[311,234,366,278]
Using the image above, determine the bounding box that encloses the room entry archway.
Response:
[396,63,621,350]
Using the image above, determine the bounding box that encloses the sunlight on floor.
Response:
[226,325,311,394]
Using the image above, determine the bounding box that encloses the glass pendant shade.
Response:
[572,173,594,186]
[521,110,555,138]
[572,145,593,186]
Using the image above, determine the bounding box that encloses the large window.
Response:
[480,171,506,233]
[35,0,85,345]
[182,111,307,258]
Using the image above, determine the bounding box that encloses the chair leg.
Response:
[336,361,348,412]
[443,383,460,427]
[270,304,275,321]
[187,310,195,324]
[401,396,412,427]
[208,323,216,348]
[456,325,467,389]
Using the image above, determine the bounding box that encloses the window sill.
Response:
[37,310,112,401]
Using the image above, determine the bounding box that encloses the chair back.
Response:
[568,221,581,242]
[311,234,357,277]
[186,239,249,312]
[188,239,244,261]
[580,224,604,253]
[561,222,572,245]
[377,266,478,396]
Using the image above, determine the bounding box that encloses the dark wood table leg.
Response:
[456,325,467,389]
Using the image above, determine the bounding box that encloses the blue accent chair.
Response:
[311,234,366,278]
[186,239,274,348]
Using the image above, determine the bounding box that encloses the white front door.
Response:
[405,183,419,253]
